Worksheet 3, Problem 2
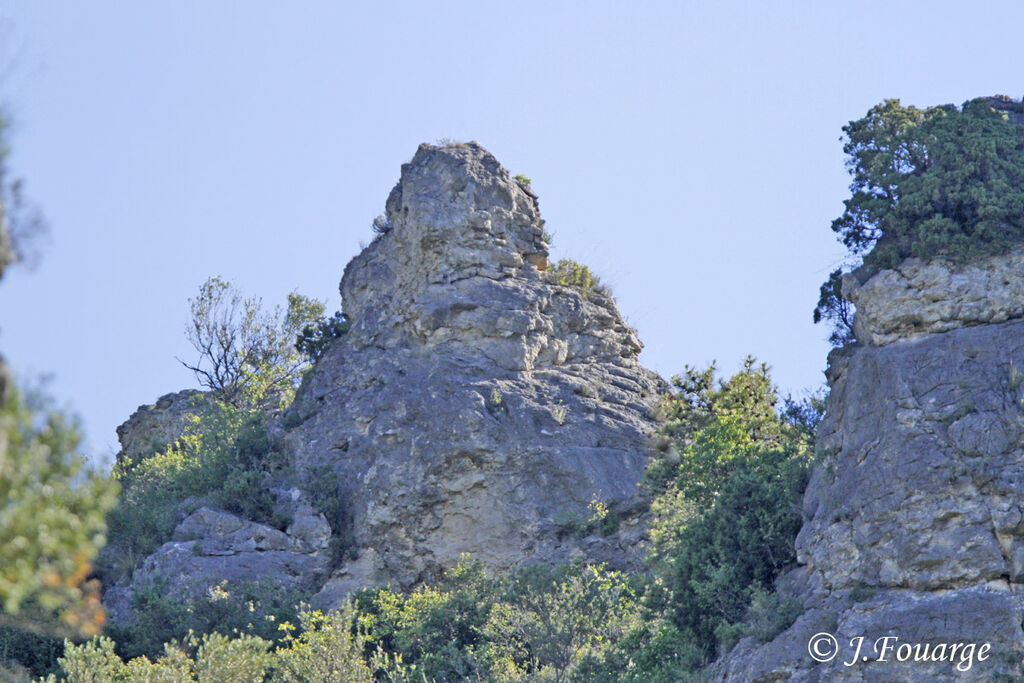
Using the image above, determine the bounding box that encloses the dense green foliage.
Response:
[643,359,817,663]
[295,310,350,363]
[833,97,1024,267]
[55,560,636,683]
[56,360,821,682]
[101,399,288,582]
[48,604,373,683]
[0,383,118,641]
[104,579,302,663]
[816,96,1024,344]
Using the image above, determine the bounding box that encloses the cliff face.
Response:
[714,253,1024,681]
[106,142,666,620]
[289,142,666,601]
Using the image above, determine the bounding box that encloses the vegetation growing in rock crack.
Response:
[99,398,291,582]
[546,258,607,299]
[21,357,825,682]
[2,100,841,680]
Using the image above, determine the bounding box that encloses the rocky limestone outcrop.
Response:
[713,251,1024,680]
[844,249,1024,346]
[115,390,205,464]
[102,390,335,624]
[290,142,666,601]
[105,142,666,620]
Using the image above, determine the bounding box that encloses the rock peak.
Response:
[339,142,642,372]
[104,141,668,619]
[340,142,553,351]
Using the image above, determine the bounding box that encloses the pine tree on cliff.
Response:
[814,95,1024,345]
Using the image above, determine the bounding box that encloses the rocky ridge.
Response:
[713,248,1024,681]
[105,142,666,620]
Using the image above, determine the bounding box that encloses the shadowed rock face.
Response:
[106,142,667,619]
[713,251,1024,681]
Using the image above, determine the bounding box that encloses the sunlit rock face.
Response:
[844,249,1024,347]
[713,252,1024,681]
[289,142,666,602]
[104,142,667,621]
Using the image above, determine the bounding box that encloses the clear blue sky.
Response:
[1,2,1021,463]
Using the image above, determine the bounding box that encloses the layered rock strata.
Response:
[713,250,1024,681]
[290,142,666,601]
[106,142,666,620]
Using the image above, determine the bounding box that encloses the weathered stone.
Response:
[105,142,666,620]
[104,504,332,625]
[115,390,205,464]
[845,249,1024,346]
[714,254,1024,680]
[290,143,665,600]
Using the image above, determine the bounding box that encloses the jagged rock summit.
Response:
[713,247,1024,681]
[291,141,666,600]
[106,142,667,620]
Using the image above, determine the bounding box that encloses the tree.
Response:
[178,277,327,407]
[816,96,1024,345]
[644,361,814,662]
[812,268,855,346]
[833,98,1024,267]
[0,107,116,678]
[0,381,119,640]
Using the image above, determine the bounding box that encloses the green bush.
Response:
[295,310,350,363]
[105,578,302,663]
[273,604,373,682]
[356,557,497,682]
[51,604,373,683]
[546,258,607,299]
[103,401,288,579]
[645,360,814,663]
[0,625,64,678]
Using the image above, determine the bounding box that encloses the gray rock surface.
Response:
[105,142,666,619]
[115,390,205,464]
[104,502,332,624]
[845,248,1024,346]
[714,261,1024,680]
[291,142,666,600]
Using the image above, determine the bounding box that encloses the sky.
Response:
[1,2,1022,464]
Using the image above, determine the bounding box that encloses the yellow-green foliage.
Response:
[104,400,286,579]
[355,556,637,683]
[546,258,606,299]
[182,277,327,409]
[50,605,373,683]
[0,382,118,638]
[48,631,273,683]
[274,606,373,682]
